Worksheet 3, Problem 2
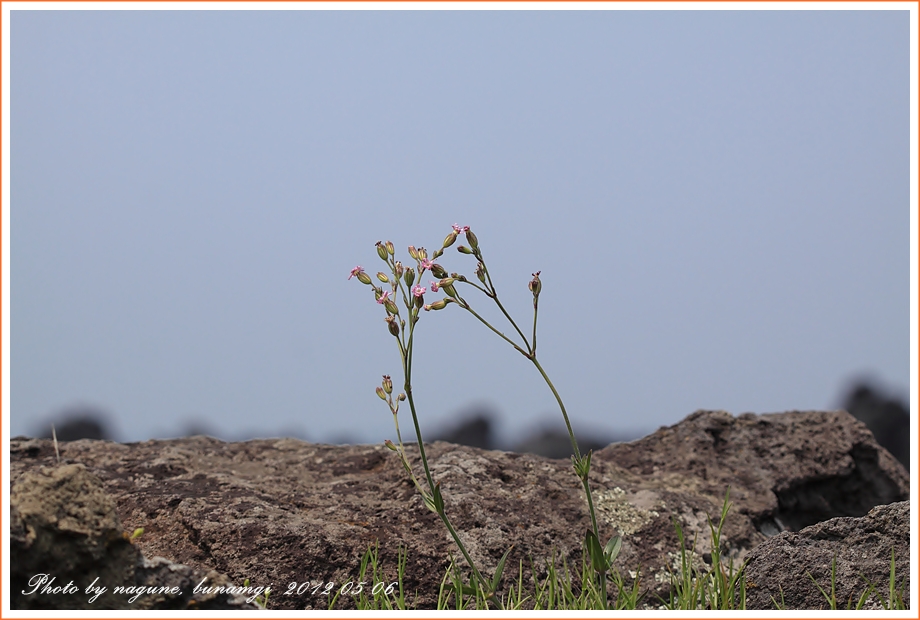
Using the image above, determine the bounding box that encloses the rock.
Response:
[37,406,112,441]
[841,381,910,469]
[432,414,495,450]
[430,411,630,458]
[512,427,616,459]
[743,501,909,609]
[9,410,909,610]
[598,409,908,532]
[10,461,259,609]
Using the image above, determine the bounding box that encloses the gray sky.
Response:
[11,8,910,446]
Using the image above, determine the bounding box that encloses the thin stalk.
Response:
[400,318,490,604]
[530,357,580,460]
[530,355,606,607]
[457,279,492,297]
[479,261,532,354]
[458,302,530,357]
[532,295,539,357]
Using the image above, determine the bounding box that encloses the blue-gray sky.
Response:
[11,8,911,445]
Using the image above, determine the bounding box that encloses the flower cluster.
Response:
[346,227,478,336]
[345,223,615,610]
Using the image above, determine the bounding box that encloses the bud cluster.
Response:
[376,374,405,416]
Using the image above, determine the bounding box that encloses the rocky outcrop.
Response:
[744,501,910,609]
[9,409,909,609]
[10,463,259,609]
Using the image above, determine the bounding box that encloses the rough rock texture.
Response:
[744,501,910,609]
[10,463,259,609]
[10,409,909,610]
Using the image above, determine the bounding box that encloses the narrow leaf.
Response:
[490,545,514,594]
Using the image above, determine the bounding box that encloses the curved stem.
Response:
[530,355,606,607]
[458,303,530,358]
[457,279,491,297]
[529,356,580,460]
[479,261,532,354]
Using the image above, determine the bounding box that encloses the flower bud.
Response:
[441,283,458,298]
[382,374,393,394]
[376,386,387,400]
[438,277,455,287]
[385,315,400,336]
[442,231,458,248]
[404,267,416,287]
[475,263,486,284]
[384,299,399,315]
[418,247,428,261]
[529,271,542,297]
[408,245,419,260]
[376,241,388,261]
[357,271,372,285]
[376,272,389,283]
[394,261,404,278]
[384,439,398,451]
[457,245,473,255]
[398,393,406,401]
[465,229,479,249]
[430,263,448,279]
[423,298,452,311]
[385,241,395,255]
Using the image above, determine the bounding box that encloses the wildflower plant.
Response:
[350,225,618,608]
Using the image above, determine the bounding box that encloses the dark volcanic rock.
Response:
[744,501,910,609]
[10,462,258,609]
[9,409,909,610]
[842,381,910,469]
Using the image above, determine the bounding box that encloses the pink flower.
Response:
[412,284,426,298]
[419,258,433,270]
[452,223,470,234]
[430,280,440,292]
[376,290,391,304]
[348,265,365,280]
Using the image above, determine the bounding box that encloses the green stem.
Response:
[479,260,532,354]
[399,319,491,605]
[530,356,580,460]
[458,302,530,358]
[532,295,539,357]
[530,355,607,608]
[457,279,492,297]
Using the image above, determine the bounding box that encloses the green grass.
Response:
[790,547,908,611]
[322,492,909,611]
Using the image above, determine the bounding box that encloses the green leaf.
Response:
[585,528,609,574]
[572,450,594,481]
[445,581,479,597]
[604,535,622,566]
[431,482,445,514]
[490,545,514,595]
